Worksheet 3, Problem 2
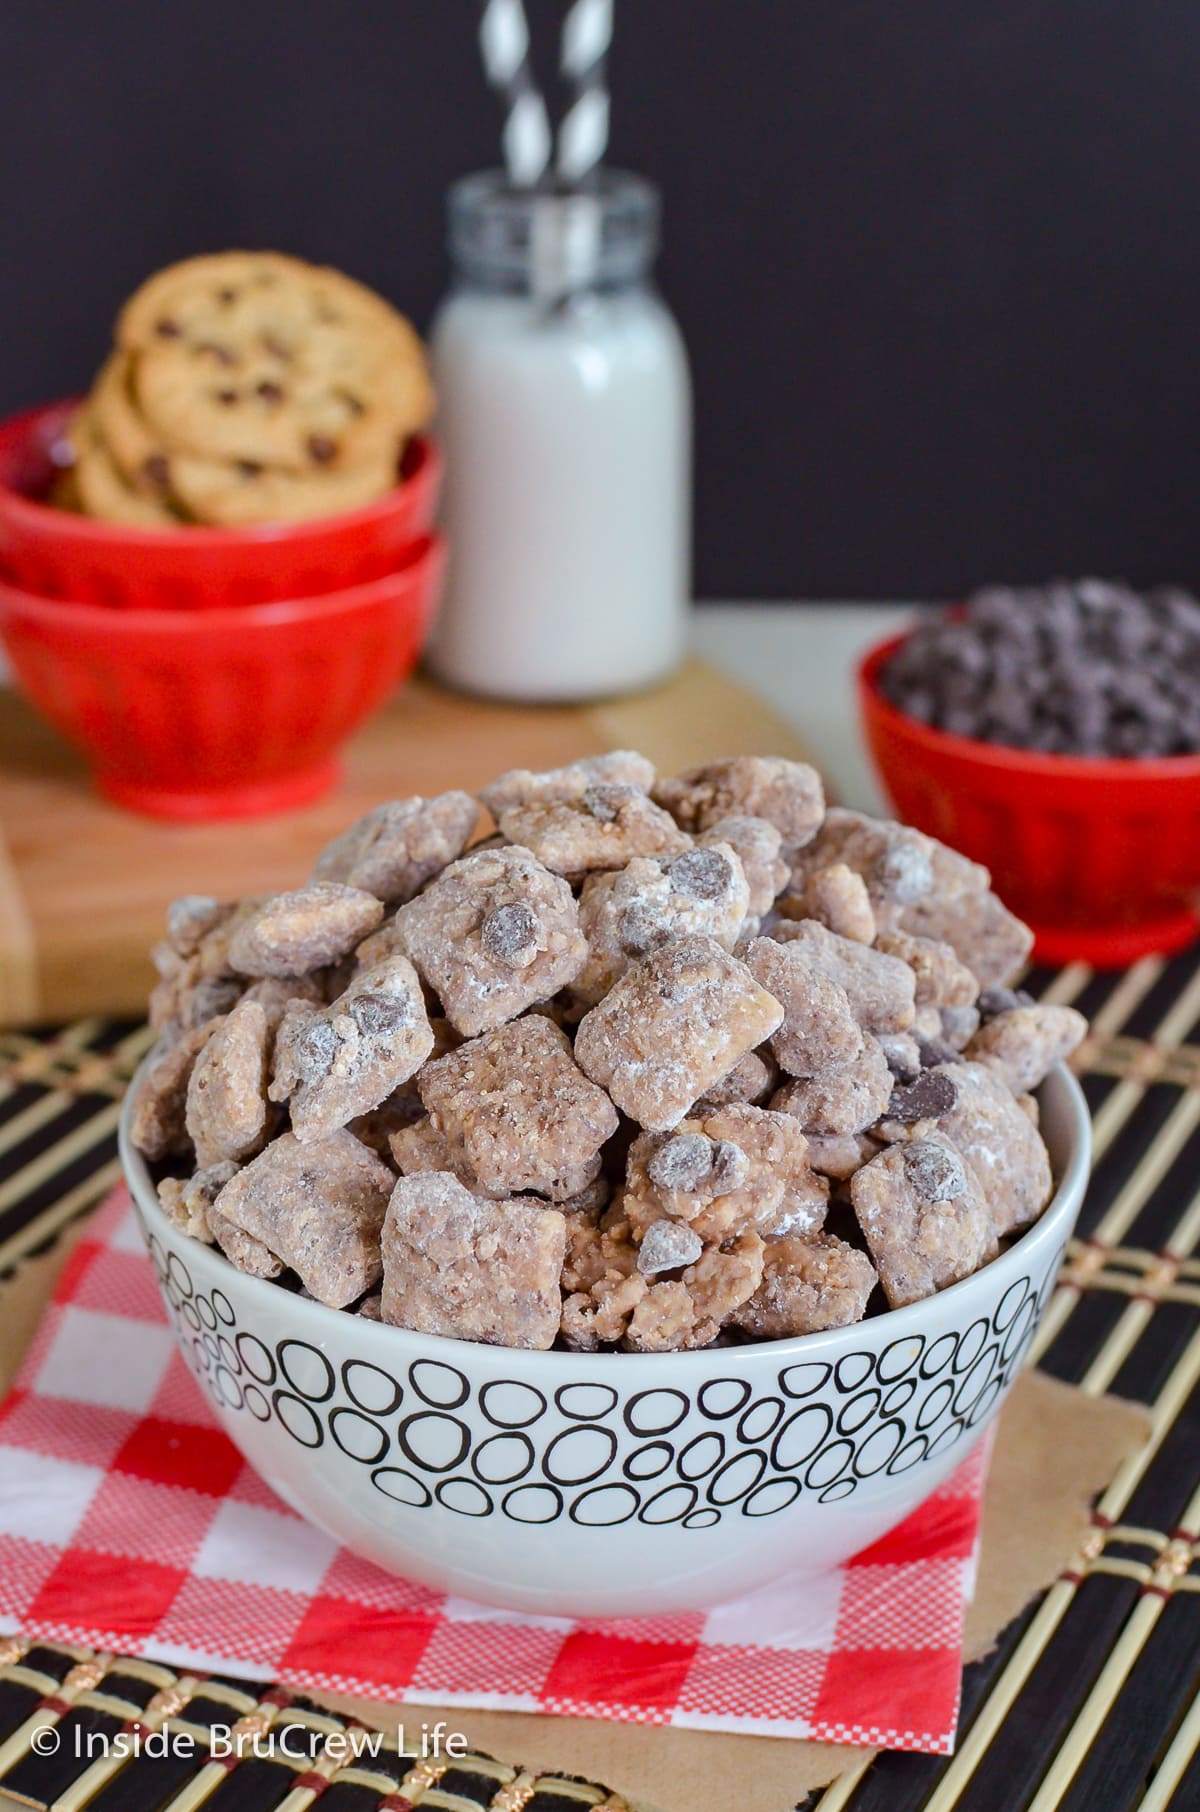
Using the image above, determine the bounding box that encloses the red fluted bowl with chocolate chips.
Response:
[859,632,1200,969]
[0,400,441,608]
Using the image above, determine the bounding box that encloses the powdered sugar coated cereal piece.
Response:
[214,1128,392,1306]
[898,842,1033,990]
[241,973,326,1031]
[768,917,915,1035]
[730,1232,877,1337]
[804,1131,883,1180]
[479,750,656,818]
[390,1112,603,1203]
[654,756,825,850]
[743,936,864,1078]
[875,928,979,1008]
[965,1003,1087,1094]
[208,1204,284,1280]
[573,933,784,1131]
[185,998,272,1167]
[931,1061,1053,1235]
[802,864,877,944]
[625,1104,828,1243]
[227,884,383,978]
[571,844,750,1006]
[417,1015,617,1198]
[269,955,433,1141]
[149,957,243,1038]
[131,1022,219,1161]
[770,1033,893,1137]
[625,1233,765,1351]
[388,845,587,1036]
[498,785,690,878]
[851,1134,998,1307]
[697,815,790,917]
[381,1171,566,1349]
[786,808,936,926]
[689,1046,779,1114]
[165,895,233,958]
[311,792,479,903]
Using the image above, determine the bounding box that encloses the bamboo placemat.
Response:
[0,946,1198,1810]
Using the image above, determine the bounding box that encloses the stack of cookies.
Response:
[66,252,435,528]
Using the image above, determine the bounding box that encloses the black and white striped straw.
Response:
[478,0,552,186]
[557,0,613,185]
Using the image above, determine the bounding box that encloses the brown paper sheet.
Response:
[0,1237,1149,1812]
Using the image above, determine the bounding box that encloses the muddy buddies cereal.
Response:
[132,752,1085,1351]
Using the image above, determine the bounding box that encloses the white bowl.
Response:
[119,1064,1090,1617]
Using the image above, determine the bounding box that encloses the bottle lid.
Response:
[447,170,659,299]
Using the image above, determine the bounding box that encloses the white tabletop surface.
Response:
[692,602,918,815]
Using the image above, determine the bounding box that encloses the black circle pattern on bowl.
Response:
[141,1220,1065,1528]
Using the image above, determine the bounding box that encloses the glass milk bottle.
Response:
[428,171,691,701]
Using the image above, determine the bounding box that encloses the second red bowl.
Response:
[0,535,444,821]
[858,631,1200,968]
[0,400,442,608]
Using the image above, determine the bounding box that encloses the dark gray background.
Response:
[3,1,1196,598]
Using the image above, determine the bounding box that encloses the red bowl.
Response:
[0,535,444,821]
[858,631,1200,968]
[0,400,441,608]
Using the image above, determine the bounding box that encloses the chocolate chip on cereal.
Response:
[214,1128,392,1307]
[311,793,479,904]
[479,750,656,818]
[627,1104,828,1244]
[480,901,540,967]
[381,1171,566,1349]
[647,1131,716,1192]
[902,1137,968,1202]
[654,756,825,850]
[886,1069,959,1123]
[977,986,1035,1020]
[637,1220,704,1275]
[574,934,783,1131]
[185,998,272,1167]
[697,814,790,917]
[389,845,586,1036]
[667,847,733,900]
[729,1233,878,1337]
[571,846,749,1008]
[851,1136,997,1308]
[227,883,384,978]
[786,808,935,923]
[269,956,433,1141]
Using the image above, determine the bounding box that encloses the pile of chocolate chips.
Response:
[882,579,1200,757]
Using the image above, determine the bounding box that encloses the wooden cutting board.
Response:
[0,659,816,1027]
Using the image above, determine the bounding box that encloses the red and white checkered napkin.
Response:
[0,1189,987,1754]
